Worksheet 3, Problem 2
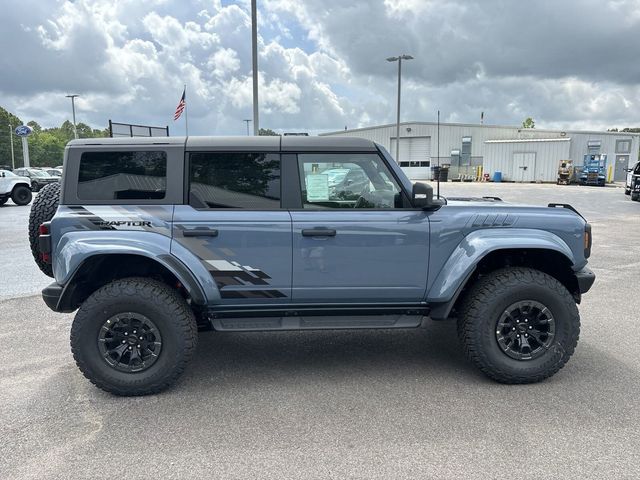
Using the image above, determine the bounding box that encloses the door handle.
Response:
[183,228,219,237]
[302,228,336,237]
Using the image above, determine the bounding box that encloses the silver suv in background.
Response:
[13,167,59,192]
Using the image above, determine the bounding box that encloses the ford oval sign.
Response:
[15,125,33,137]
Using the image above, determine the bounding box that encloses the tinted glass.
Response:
[189,152,280,209]
[297,153,403,209]
[78,151,167,200]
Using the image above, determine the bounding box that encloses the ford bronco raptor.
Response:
[30,136,595,395]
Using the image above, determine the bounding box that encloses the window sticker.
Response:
[306,174,330,201]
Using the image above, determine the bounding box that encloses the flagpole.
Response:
[184,84,189,137]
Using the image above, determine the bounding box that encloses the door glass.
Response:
[189,152,281,209]
[298,153,403,209]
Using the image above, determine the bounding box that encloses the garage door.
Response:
[390,136,431,164]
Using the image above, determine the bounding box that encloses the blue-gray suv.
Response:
[29,136,595,395]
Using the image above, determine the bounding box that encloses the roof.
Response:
[320,121,640,137]
[485,138,571,143]
[67,135,378,152]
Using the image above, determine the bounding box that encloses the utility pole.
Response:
[251,0,259,136]
[386,55,414,163]
[243,119,252,136]
[8,124,15,170]
[65,94,79,139]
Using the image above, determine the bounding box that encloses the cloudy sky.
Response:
[1,0,640,135]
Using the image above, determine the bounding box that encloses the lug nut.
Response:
[122,340,126,344]
[139,336,143,340]
[137,344,141,348]
[525,334,528,337]
[512,327,516,331]
[128,346,132,350]
[529,326,533,329]
[124,332,128,335]
[133,330,137,334]
[525,319,528,323]
[517,334,520,338]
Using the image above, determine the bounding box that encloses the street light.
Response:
[65,94,79,139]
[386,54,414,163]
[250,0,259,136]
[8,124,15,170]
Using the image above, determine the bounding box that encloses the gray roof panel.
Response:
[281,136,377,152]
[187,136,280,151]
[67,137,186,146]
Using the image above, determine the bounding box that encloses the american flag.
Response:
[174,89,186,121]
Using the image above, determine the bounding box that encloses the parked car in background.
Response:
[0,169,32,206]
[13,167,59,192]
[44,168,63,177]
[625,161,640,198]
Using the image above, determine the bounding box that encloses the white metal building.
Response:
[321,122,640,182]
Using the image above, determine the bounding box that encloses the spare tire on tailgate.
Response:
[28,182,60,277]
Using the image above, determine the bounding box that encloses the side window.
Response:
[189,152,281,209]
[297,153,404,209]
[78,151,167,200]
[634,163,640,175]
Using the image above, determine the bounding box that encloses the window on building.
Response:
[189,152,281,209]
[78,151,167,200]
[587,140,602,153]
[616,139,632,154]
[450,149,461,166]
[297,153,403,209]
[461,136,472,166]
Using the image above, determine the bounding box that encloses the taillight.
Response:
[584,223,592,258]
[38,223,52,264]
[39,224,49,235]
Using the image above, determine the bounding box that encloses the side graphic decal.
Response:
[205,260,287,299]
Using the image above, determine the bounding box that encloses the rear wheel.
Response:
[28,182,60,277]
[11,185,32,206]
[457,267,580,384]
[71,278,198,395]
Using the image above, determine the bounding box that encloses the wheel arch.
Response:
[11,181,31,193]
[56,253,207,312]
[427,229,579,320]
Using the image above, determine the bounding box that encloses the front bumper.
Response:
[575,267,596,294]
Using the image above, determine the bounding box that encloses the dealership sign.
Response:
[15,125,33,137]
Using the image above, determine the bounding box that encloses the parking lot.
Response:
[1,183,639,479]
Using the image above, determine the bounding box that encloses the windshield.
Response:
[29,170,48,177]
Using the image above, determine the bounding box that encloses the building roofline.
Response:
[485,138,571,143]
[320,121,640,137]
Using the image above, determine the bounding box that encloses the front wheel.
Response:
[11,185,32,206]
[71,278,198,395]
[457,267,580,384]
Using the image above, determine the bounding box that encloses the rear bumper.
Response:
[42,282,63,311]
[575,267,596,294]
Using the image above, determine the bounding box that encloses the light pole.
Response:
[65,94,79,139]
[8,124,15,170]
[250,0,259,136]
[243,119,252,136]
[386,54,413,163]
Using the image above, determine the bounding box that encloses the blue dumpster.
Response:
[493,171,502,183]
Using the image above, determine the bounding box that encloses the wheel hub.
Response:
[98,313,162,373]
[495,300,555,361]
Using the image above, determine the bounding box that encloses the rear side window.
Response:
[189,152,281,209]
[78,151,167,200]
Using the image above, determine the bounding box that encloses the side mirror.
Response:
[412,182,434,209]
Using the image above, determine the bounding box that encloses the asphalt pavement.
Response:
[1,183,639,479]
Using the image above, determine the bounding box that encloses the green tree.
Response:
[522,117,535,129]
[0,107,24,168]
[258,128,279,136]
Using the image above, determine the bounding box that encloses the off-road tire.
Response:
[28,182,60,277]
[71,278,198,396]
[457,267,580,384]
[11,185,32,206]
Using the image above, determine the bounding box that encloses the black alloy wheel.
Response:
[495,300,555,361]
[98,313,163,373]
